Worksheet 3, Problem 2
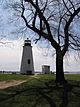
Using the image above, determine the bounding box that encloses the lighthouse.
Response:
[20,38,34,75]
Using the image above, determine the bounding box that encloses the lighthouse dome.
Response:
[24,38,31,46]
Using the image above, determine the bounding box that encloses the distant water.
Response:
[64,71,80,74]
[35,71,80,74]
[53,71,80,74]
[0,71,80,74]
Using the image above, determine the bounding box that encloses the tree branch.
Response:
[62,7,80,56]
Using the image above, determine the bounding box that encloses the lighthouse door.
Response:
[27,71,32,75]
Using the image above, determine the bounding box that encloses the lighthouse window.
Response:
[28,59,30,64]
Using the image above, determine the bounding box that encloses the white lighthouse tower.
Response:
[20,38,34,75]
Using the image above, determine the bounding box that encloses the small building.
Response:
[42,65,50,74]
[20,38,34,75]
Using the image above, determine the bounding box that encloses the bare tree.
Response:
[5,0,80,83]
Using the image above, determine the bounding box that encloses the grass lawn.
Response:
[0,74,29,81]
[0,74,80,107]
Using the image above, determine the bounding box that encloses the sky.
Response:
[0,39,80,72]
[0,39,55,72]
[0,1,80,72]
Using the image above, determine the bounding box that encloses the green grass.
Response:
[65,74,80,81]
[0,74,80,107]
[0,74,29,81]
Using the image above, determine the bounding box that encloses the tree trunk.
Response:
[56,49,66,84]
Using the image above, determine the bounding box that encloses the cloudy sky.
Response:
[0,39,80,72]
[0,0,80,72]
[0,40,55,71]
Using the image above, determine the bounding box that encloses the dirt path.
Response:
[0,80,26,89]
